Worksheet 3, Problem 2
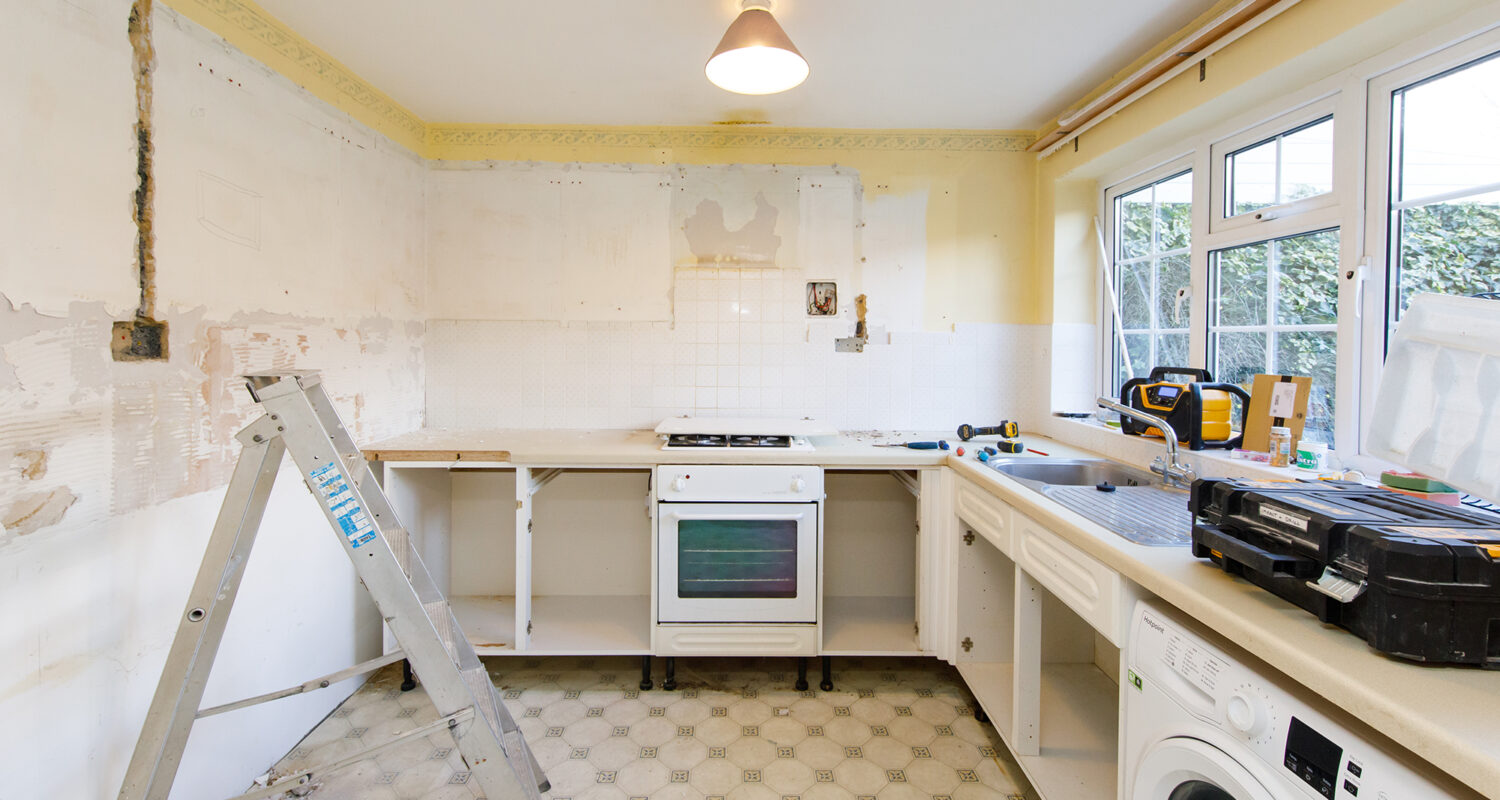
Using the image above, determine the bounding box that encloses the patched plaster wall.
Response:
[0,3,425,797]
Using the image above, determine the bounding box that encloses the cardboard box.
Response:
[1243,373,1312,452]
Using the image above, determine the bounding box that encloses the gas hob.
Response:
[654,417,836,452]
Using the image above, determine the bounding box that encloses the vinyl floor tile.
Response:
[257,657,1034,800]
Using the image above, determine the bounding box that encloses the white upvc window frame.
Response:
[1098,80,1364,453]
[1361,24,1500,450]
[1100,157,1197,395]
[1210,97,1342,235]
[1199,90,1365,453]
[1095,6,1500,463]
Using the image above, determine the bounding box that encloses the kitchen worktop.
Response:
[951,456,1500,798]
[363,427,960,467]
[362,427,1500,796]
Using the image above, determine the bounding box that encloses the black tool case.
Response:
[1190,477,1500,667]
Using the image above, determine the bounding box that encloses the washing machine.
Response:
[1123,599,1474,800]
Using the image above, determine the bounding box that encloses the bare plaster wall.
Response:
[0,4,425,797]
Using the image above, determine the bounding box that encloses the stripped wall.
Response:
[0,3,425,797]
[423,159,1043,430]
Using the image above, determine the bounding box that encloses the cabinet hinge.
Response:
[527,620,533,635]
[527,520,533,533]
[961,636,973,653]
[962,530,975,546]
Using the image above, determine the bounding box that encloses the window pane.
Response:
[1211,230,1340,446]
[1393,192,1500,322]
[1157,254,1191,328]
[1119,187,1154,260]
[1396,53,1500,202]
[1157,172,1194,251]
[1118,333,1151,389]
[1119,262,1152,329]
[1112,170,1193,387]
[1226,116,1334,216]
[1158,333,1190,368]
[1212,331,1267,386]
[1276,331,1336,445]
[1214,241,1269,326]
[1228,140,1277,216]
[1280,118,1335,202]
[1275,229,1340,325]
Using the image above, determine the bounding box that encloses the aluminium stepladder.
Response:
[118,372,548,800]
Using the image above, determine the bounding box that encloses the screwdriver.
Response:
[875,440,950,450]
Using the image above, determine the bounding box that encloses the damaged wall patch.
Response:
[3,488,78,536]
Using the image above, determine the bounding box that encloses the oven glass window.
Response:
[678,519,798,599]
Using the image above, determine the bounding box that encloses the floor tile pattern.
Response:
[263,656,1034,799]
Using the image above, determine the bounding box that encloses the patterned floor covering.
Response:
[263,655,1035,800]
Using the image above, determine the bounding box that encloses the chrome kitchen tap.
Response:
[1095,396,1198,489]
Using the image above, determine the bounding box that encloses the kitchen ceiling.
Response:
[251,0,1221,131]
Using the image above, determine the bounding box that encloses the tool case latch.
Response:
[1305,567,1367,604]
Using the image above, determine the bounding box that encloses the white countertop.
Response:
[362,427,1500,796]
[364,427,957,467]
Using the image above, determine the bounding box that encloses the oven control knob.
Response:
[791,477,806,493]
[1226,690,1269,738]
[670,476,687,492]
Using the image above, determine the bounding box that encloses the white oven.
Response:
[656,465,822,624]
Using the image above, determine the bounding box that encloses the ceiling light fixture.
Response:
[705,0,809,95]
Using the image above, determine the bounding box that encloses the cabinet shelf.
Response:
[529,594,651,655]
[450,595,517,655]
[962,661,1117,800]
[821,595,920,655]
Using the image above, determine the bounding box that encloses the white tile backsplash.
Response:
[426,269,1047,431]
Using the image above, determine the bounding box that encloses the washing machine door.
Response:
[1132,737,1279,800]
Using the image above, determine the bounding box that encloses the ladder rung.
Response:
[385,526,413,577]
[461,665,504,730]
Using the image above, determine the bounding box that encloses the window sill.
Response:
[1035,415,1354,483]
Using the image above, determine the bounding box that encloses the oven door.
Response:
[658,502,818,623]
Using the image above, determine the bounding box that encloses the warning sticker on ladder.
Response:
[309,462,377,549]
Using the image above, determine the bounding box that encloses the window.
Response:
[1209,229,1341,443]
[1384,51,1500,340]
[1109,169,1193,390]
[1098,21,1500,460]
[1225,116,1335,217]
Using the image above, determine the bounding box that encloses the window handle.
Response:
[1346,258,1369,319]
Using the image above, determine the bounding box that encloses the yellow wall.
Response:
[162,0,1038,330]
[1035,0,1495,326]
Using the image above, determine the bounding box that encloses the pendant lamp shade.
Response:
[705,1,809,95]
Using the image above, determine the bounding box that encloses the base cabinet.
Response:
[953,475,1123,800]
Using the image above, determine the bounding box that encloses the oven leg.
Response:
[819,656,834,692]
[974,703,990,724]
[639,655,653,691]
[662,657,677,691]
[400,659,416,692]
[795,657,809,692]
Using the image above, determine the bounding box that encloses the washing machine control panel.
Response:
[1130,604,1469,799]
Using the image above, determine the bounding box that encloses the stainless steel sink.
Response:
[988,458,1193,547]
[989,458,1157,491]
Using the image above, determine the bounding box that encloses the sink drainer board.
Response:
[1041,485,1193,546]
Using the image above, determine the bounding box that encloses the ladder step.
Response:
[461,665,504,729]
[424,599,462,659]
[385,526,413,578]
